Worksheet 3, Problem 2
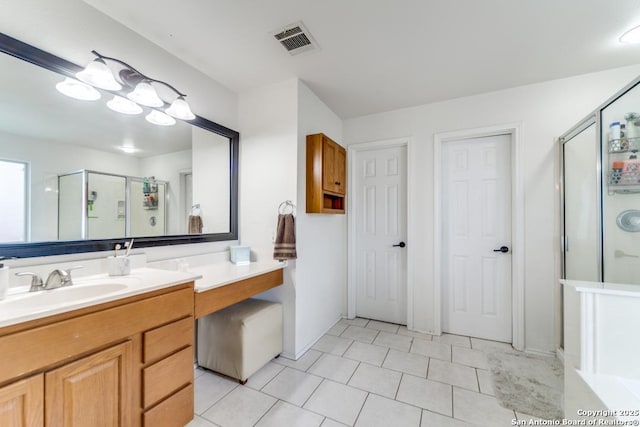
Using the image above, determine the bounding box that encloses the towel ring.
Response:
[278,200,296,215]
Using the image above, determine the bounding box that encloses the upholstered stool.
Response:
[197,298,283,384]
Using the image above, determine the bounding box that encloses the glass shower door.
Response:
[562,121,600,281]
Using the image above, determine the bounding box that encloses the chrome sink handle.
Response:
[45,266,83,289]
[15,272,44,292]
[62,266,84,286]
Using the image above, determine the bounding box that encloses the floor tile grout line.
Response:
[255,363,285,392]
[300,376,326,409]
[425,356,430,379]
[451,384,455,420]
[345,360,361,385]
[394,372,404,400]
[251,398,280,427]
[351,391,370,427]
[195,373,239,417]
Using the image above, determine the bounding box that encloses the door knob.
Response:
[393,242,406,248]
[493,246,509,253]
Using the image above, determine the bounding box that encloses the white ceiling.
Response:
[85,0,640,119]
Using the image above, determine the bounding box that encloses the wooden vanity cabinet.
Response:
[45,342,133,426]
[306,133,347,214]
[0,374,43,427]
[0,282,195,427]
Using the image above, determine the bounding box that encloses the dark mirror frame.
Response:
[0,32,239,258]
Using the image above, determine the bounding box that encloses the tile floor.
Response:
[188,318,546,427]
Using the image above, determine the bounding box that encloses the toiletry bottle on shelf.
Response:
[611,161,624,185]
[610,121,622,151]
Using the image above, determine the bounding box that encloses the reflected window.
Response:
[0,159,27,242]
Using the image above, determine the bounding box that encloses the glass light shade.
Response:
[620,25,640,44]
[55,77,101,101]
[76,59,122,91]
[127,81,164,107]
[106,95,143,115]
[146,110,176,126]
[165,96,195,120]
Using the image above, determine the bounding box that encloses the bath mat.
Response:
[487,350,563,420]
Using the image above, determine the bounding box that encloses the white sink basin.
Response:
[2,284,128,314]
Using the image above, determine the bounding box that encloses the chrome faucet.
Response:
[16,266,83,291]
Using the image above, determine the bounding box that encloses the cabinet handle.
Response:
[335,181,341,185]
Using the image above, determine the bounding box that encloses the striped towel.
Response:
[273,214,297,260]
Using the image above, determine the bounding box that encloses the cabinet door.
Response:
[322,138,338,193]
[322,137,346,194]
[0,374,43,427]
[334,145,346,195]
[45,341,132,427]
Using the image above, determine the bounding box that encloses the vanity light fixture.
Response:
[106,95,143,115]
[55,77,101,101]
[57,50,196,126]
[620,25,640,44]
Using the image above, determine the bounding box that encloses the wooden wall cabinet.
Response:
[306,133,346,214]
[0,283,195,427]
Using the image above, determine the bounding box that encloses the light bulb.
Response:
[165,96,195,120]
[127,81,163,107]
[76,58,122,91]
[56,77,101,101]
[107,95,143,115]
[146,110,176,126]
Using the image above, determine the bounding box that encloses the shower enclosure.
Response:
[58,170,167,240]
[560,77,640,285]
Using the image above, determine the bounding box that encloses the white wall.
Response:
[238,78,299,357]
[140,149,192,234]
[295,81,346,353]
[344,64,640,353]
[238,79,346,358]
[192,128,231,234]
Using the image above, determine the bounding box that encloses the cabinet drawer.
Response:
[143,346,193,408]
[143,317,193,364]
[143,383,194,427]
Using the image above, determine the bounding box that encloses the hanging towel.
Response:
[188,215,203,234]
[273,214,297,260]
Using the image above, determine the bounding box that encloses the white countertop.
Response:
[560,279,640,298]
[0,268,201,329]
[578,371,640,422]
[190,262,285,293]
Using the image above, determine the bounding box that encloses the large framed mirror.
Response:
[0,32,238,258]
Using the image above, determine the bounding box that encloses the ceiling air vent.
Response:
[272,22,318,56]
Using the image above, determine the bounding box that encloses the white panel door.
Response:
[442,135,512,342]
[355,146,407,324]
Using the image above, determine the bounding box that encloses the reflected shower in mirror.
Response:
[0,32,238,257]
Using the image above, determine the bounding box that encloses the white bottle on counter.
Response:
[0,264,9,300]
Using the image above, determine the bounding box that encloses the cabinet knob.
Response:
[335,181,341,185]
